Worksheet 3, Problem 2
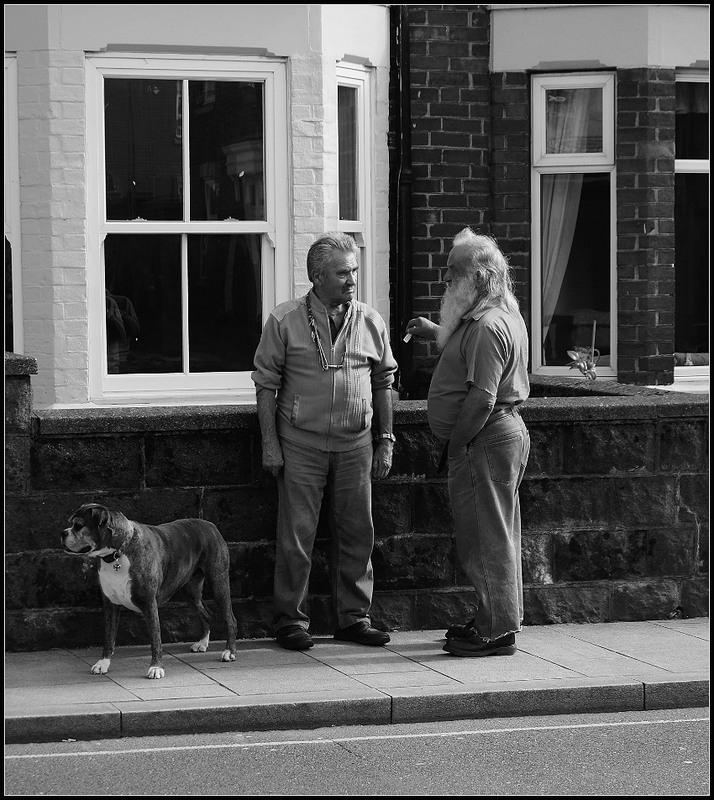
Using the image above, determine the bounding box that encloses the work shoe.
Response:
[275,624,314,651]
[442,631,517,658]
[444,618,477,639]
[334,620,390,646]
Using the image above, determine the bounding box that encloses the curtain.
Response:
[541,88,593,358]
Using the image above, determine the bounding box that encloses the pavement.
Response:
[4,618,709,744]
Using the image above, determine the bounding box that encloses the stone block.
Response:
[202,486,277,543]
[145,431,253,487]
[5,550,101,609]
[552,529,647,582]
[228,541,274,599]
[610,476,677,527]
[679,473,709,524]
[5,436,30,493]
[524,424,562,477]
[31,436,143,491]
[521,532,553,584]
[563,423,656,474]
[412,482,452,534]
[520,476,612,531]
[611,579,680,621]
[391,428,443,478]
[644,526,696,576]
[659,420,708,471]
[523,584,611,625]
[372,482,413,537]
[372,533,455,589]
[414,588,480,629]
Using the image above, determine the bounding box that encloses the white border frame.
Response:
[530,72,617,378]
[86,54,288,404]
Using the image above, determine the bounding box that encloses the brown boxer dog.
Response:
[62,503,237,679]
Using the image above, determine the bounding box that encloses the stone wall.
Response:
[5,352,708,651]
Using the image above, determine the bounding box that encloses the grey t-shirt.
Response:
[427,305,530,441]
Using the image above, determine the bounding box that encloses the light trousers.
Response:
[447,408,530,641]
[274,438,375,632]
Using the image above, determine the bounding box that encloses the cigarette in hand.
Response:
[403,333,412,343]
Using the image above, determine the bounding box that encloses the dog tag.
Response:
[113,562,122,571]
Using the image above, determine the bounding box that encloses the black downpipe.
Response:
[391,5,414,398]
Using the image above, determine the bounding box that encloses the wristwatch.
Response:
[376,433,396,442]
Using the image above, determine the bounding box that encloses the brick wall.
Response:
[616,67,677,385]
[5,353,708,651]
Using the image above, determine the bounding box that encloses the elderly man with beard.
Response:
[405,228,530,657]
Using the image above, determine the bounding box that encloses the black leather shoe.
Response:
[276,624,314,651]
[334,621,390,646]
[445,618,477,639]
[442,632,516,657]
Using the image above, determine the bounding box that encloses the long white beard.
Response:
[437,283,477,350]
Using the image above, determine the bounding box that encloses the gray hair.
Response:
[307,232,359,283]
[449,228,519,314]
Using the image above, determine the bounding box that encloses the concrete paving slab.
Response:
[212,662,365,694]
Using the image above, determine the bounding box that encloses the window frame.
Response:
[86,54,288,404]
[530,72,617,378]
[674,69,709,385]
[5,55,23,354]
[335,61,375,308]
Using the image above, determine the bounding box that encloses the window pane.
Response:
[546,88,603,154]
[675,174,709,354]
[104,79,183,220]
[676,82,709,160]
[189,81,265,221]
[188,234,263,372]
[338,85,358,220]
[540,173,611,366]
[104,234,182,373]
[5,237,13,352]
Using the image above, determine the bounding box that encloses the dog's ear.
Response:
[104,510,133,549]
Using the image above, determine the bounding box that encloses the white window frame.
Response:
[336,61,375,308]
[86,54,288,405]
[674,69,709,385]
[4,55,23,354]
[530,72,617,378]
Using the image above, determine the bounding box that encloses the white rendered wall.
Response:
[4,4,391,407]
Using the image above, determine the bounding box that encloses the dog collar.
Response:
[101,550,122,569]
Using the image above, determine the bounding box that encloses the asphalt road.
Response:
[4,708,709,796]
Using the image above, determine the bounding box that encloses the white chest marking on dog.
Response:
[98,555,141,613]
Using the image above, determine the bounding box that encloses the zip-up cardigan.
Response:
[251,291,397,452]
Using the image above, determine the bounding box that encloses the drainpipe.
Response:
[391,4,414,398]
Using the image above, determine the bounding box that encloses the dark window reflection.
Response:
[675,174,709,354]
[189,81,265,221]
[104,234,182,373]
[104,79,183,221]
[676,82,709,160]
[188,235,262,372]
[5,237,13,353]
[541,173,611,366]
[338,85,358,220]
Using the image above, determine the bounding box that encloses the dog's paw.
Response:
[190,641,209,653]
[221,649,236,662]
[146,666,165,680]
[91,659,111,675]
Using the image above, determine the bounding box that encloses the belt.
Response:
[437,404,520,475]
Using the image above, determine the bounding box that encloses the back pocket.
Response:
[485,433,522,484]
